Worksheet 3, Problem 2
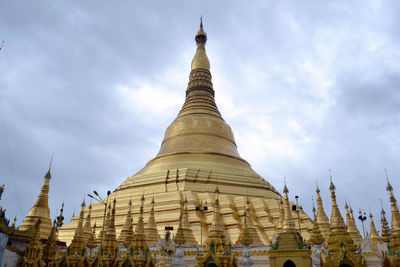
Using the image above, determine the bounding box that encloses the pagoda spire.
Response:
[150,19,251,165]
[131,194,148,256]
[322,175,366,266]
[209,188,225,237]
[309,202,324,245]
[87,222,97,248]
[281,184,295,233]
[276,198,284,236]
[380,205,391,243]
[177,20,221,120]
[326,179,356,252]
[385,173,400,251]
[173,212,186,267]
[144,197,159,244]
[182,198,197,244]
[100,203,112,244]
[238,210,253,246]
[237,197,262,244]
[103,198,118,257]
[69,199,86,256]
[18,163,53,239]
[238,209,254,267]
[118,198,134,246]
[315,184,330,242]
[203,188,229,253]
[82,204,93,244]
[268,183,309,266]
[196,187,235,267]
[174,212,185,245]
[191,19,210,71]
[386,176,400,231]
[369,212,380,251]
[269,183,304,251]
[345,202,362,244]
[328,180,345,230]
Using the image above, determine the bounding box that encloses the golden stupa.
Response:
[18,167,53,240]
[58,22,313,245]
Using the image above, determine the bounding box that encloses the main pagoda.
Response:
[59,21,313,245]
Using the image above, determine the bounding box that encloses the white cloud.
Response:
[116,82,181,119]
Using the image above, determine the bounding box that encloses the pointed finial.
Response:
[316,179,320,194]
[385,169,393,192]
[49,152,54,168]
[140,194,145,215]
[192,18,210,71]
[195,17,207,43]
[380,198,386,215]
[312,196,316,218]
[81,198,86,208]
[329,181,335,192]
[283,177,288,194]
[44,152,54,180]
[329,170,335,192]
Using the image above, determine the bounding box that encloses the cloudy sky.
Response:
[1,1,399,234]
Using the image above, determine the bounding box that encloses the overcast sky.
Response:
[1,1,399,234]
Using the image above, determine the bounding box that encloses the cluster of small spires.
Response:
[11,156,400,265]
[10,146,400,266]
[15,184,248,266]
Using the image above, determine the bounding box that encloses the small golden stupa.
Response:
[58,20,313,245]
[18,167,53,240]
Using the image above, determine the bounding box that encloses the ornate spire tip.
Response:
[44,152,54,180]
